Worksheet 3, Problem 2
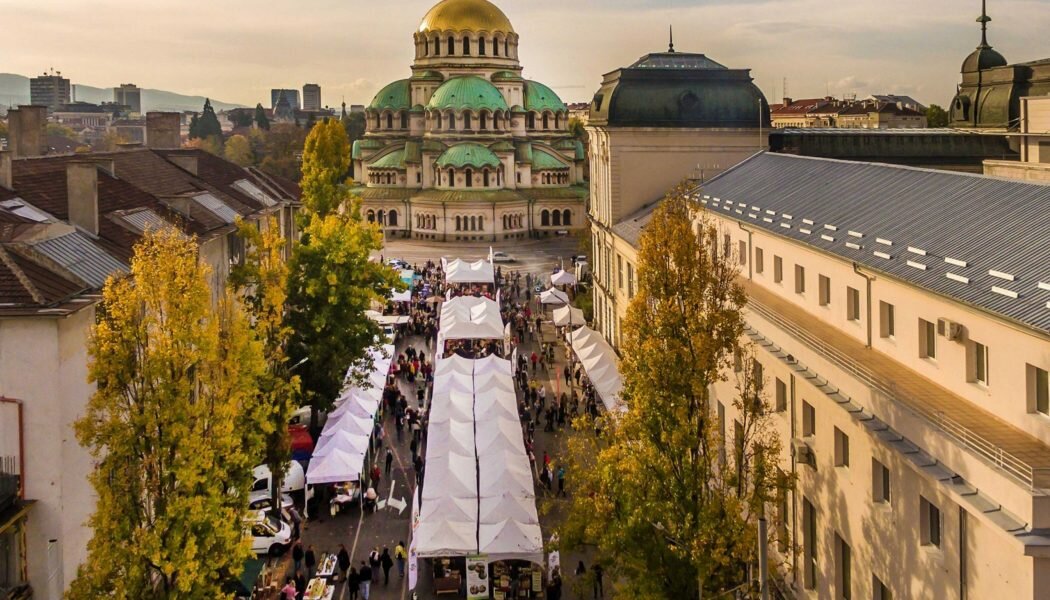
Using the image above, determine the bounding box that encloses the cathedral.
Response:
[351,0,588,241]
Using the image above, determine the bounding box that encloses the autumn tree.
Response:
[299,118,351,216]
[258,123,307,181]
[224,134,254,166]
[230,216,300,512]
[559,184,788,598]
[69,228,267,599]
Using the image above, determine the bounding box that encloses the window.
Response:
[802,400,815,436]
[874,576,892,600]
[386,113,393,129]
[478,37,486,55]
[755,247,764,273]
[617,254,623,290]
[540,209,550,226]
[919,319,936,359]
[803,498,817,589]
[794,264,806,294]
[847,286,861,321]
[717,402,726,465]
[465,168,473,188]
[819,275,831,306]
[775,377,787,412]
[463,112,472,129]
[920,496,941,548]
[835,533,852,600]
[872,458,890,503]
[462,36,471,55]
[387,209,398,227]
[483,170,490,186]
[447,36,455,55]
[834,427,849,467]
[400,111,408,129]
[1029,364,1049,415]
[969,340,989,385]
[552,210,561,226]
[880,301,895,338]
[752,359,764,391]
[448,168,455,187]
[733,348,743,373]
[627,263,634,298]
[774,255,783,283]
[738,240,747,266]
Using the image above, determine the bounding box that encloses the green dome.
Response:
[371,149,407,170]
[435,143,502,169]
[491,71,523,82]
[351,138,385,159]
[428,76,509,112]
[412,70,445,81]
[369,79,411,111]
[523,81,566,113]
[532,149,568,170]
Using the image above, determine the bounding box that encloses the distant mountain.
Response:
[0,73,245,113]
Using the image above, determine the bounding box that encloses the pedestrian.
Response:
[395,541,407,578]
[380,547,394,585]
[385,448,394,476]
[410,437,418,461]
[543,451,550,468]
[287,504,302,539]
[593,563,604,599]
[292,540,304,573]
[337,544,351,581]
[539,465,550,491]
[370,464,381,490]
[369,548,381,583]
[281,577,297,600]
[304,545,316,580]
[530,351,538,373]
[358,560,372,600]
[347,567,359,600]
[548,567,563,600]
[563,363,571,385]
[557,466,566,497]
[294,569,307,600]
[575,561,586,578]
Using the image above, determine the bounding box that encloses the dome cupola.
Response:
[419,0,514,34]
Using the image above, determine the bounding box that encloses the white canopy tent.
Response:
[552,305,585,328]
[436,296,506,357]
[550,269,577,286]
[443,258,495,285]
[568,326,624,412]
[389,288,412,303]
[539,288,570,306]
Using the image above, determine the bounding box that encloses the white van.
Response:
[252,461,308,495]
[245,510,292,556]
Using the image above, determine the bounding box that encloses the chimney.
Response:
[0,151,11,190]
[146,112,182,150]
[166,152,198,176]
[67,161,99,236]
[7,105,47,158]
[782,97,793,106]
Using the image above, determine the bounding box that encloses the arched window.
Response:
[542,113,550,129]
[496,169,501,186]
[555,113,561,129]
[479,112,488,130]
[463,112,472,130]
[502,215,507,230]
[367,210,375,223]
[478,215,484,230]
[483,170,490,186]
[541,209,550,227]
[400,111,408,129]
[447,111,456,130]
[384,113,392,129]
[527,113,535,129]
[455,216,462,231]
[469,216,477,231]
[425,38,430,56]
[448,168,455,187]
[388,209,398,227]
[436,112,442,129]
[447,36,455,55]
[462,36,471,55]
[479,37,486,56]
[504,40,509,56]
[465,168,473,188]
[493,37,500,56]
[553,209,562,227]
[377,210,386,225]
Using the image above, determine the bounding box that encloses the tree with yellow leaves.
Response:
[559,183,789,598]
[70,228,267,599]
[299,117,351,217]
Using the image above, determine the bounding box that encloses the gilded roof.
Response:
[419,0,514,34]
[428,76,509,112]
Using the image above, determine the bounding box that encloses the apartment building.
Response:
[592,151,1050,598]
[984,95,1050,183]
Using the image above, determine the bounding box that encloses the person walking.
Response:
[395,541,407,578]
[281,577,297,600]
[370,464,382,491]
[346,567,359,600]
[292,540,304,573]
[385,448,394,476]
[337,544,351,582]
[593,563,604,599]
[358,561,372,600]
[530,351,538,373]
[368,548,381,583]
[304,545,317,580]
[380,547,394,585]
[557,466,566,497]
[294,570,307,600]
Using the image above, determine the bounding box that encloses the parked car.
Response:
[492,251,515,263]
[572,254,587,265]
[248,490,295,511]
[245,510,292,556]
[387,258,408,269]
[252,461,309,496]
[289,405,327,428]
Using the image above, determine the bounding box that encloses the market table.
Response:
[316,553,337,578]
[303,577,334,600]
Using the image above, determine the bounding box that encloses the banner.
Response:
[466,555,489,599]
[408,487,421,590]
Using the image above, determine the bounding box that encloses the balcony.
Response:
[742,280,1050,491]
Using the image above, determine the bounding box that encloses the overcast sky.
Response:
[1,0,1047,108]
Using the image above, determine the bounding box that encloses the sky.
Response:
[1,0,1048,109]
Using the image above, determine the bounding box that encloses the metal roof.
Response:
[30,232,128,289]
[232,179,278,207]
[698,152,1050,334]
[120,208,172,234]
[194,193,239,224]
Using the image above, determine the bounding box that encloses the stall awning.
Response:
[568,326,624,412]
[539,288,570,306]
[552,305,585,327]
[551,269,577,286]
[443,258,495,284]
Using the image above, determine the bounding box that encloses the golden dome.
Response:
[419,0,515,34]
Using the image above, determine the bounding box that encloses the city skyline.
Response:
[2,0,1048,109]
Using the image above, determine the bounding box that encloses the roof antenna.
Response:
[978,0,991,47]
[668,25,675,53]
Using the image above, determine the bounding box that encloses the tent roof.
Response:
[569,325,624,411]
[439,295,505,340]
[478,519,544,564]
[444,258,495,284]
[540,287,570,305]
[552,305,585,327]
[313,429,370,457]
[551,269,577,286]
[306,448,366,484]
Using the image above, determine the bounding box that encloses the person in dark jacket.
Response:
[380,547,394,584]
[346,566,359,600]
[294,569,307,600]
[304,545,317,579]
[337,544,351,581]
[292,541,304,573]
[358,561,373,599]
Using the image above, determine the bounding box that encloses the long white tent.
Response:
[306,344,394,485]
[568,326,624,412]
[551,305,585,328]
[436,295,506,358]
[443,258,495,285]
[413,354,542,564]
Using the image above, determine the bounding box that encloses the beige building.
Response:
[590,150,1050,598]
[984,95,1050,182]
[351,0,587,242]
[772,97,927,130]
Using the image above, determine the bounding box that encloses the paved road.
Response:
[377,236,581,277]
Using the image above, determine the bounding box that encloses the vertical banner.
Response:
[408,487,421,590]
[466,555,489,599]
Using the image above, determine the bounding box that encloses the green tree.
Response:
[258,124,307,181]
[192,98,223,139]
[95,130,129,152]
[255,103,270,130]
[230,216,300,513]
[70,228,267,599]
[188,134,225,157]
[559,184,789,598]
[926,103,949,128]
[568,117,586,141]
[46,122,77,139]
[224,134,254,166]
[230,109,253,128]
[342,111,366,144]
[299,118,351,216]
[188,113,200,139]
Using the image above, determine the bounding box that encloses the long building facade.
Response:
[350,0,587,242]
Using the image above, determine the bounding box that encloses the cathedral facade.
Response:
[351,0,588,241]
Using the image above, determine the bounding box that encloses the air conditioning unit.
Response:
[937,318,964,341]
[791,438,815,467]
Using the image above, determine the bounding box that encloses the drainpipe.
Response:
[853,263,875,348]
[0,397,26,500]
[738,222,754,280]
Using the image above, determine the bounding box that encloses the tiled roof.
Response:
[698,152,1050,334]
[771,98,832,115]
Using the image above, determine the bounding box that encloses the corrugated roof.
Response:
[30,232,128,289]
[194,192,240,224]
[698,152,1050,334]
[611,202,660,247]
[232,179,278,207]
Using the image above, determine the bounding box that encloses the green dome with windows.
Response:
[369,79,411,111]
[371,149,407,170]
[523,80,566,113]
[427,76,509,112]
[435,143,502,168]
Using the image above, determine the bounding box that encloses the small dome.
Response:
[523,81,566,113]
[428,76,509,112]
[962,46,1007,73]
[436,143,502,169]
[491,71,523,82]
[411,70,445,82]
[419,0,514,34]
[369,80,411,111]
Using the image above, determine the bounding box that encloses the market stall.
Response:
[550,269,576,287]
[551,305,585,328]
[436,295,506,358]
[539,288,570,306]
[443,258,496,285]
[568,326,624,412]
